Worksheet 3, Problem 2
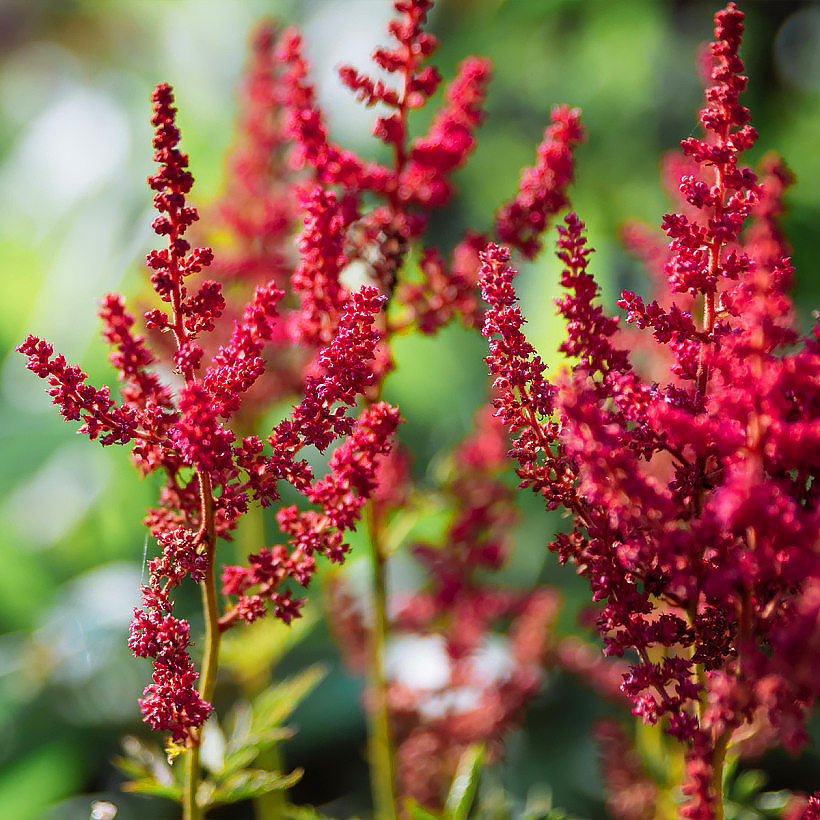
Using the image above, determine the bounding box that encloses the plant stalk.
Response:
[366,504,397,820]
[183,472,221,820]
[711,729,731,820]
[238,502,288,820]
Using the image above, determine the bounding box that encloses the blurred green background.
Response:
[2,1,820,818]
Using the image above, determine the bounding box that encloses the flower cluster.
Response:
[18,83,399,745]
[19,0,586,774]
[276,0,583,337]
[481,4,820,817]
[33,1,820,817]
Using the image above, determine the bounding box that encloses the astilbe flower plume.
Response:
[20,1,588,810]
[481,5,820,818]
[274,0,583,339]
[18,82,399,745]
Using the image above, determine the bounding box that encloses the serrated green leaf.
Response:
[223,727,293,776]
[205,767,303,807]
[445,744,485,820]
[251,663,327,733]
[221,746,260,778]
[120,778,182,801]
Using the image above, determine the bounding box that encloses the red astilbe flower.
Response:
[202,282,284,419]
[290,186,352,346]
[495,105,585,260]
[220,400,401,629]
[19,82,400,745]
[275,0,583,339]
[17,335,142,446]
[801,795,820,820]
[188,22,311,425]
[481,5,820,817]
[399,55,491,210]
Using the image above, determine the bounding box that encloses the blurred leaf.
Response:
[404,799,443,820]
[445,744,485,820]
[217,666,322,777]
[199,718,226,776]
[204,767,303,808]
[250,662,328,735]
[114,735,179,801]
[755,790,792,814]
[284,804,341,820]
[120,777,183,801]
[219,604,320,688]
[733,769,767,802]
[521,785,555,820]
[223,727,294,776]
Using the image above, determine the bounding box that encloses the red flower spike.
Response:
[203,282,284,419]
[291,187,351,345]
[220,403,400,631]
[145,83,218,352]
[483,6,820,819]
[400,57,492,209]
[495,105,585,259]
[277,29,389,193]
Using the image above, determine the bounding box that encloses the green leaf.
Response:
[521,785,555,820]
[756,790,792,814]
[113,735,179,801]
[226,699,253,744]
[445,744,485,820]
[222,727,294,776]
[204,767,304,808]
[120,778,183,800]
[250,663,328,734]
[733,770,767,802]
[220,603,319,687]
[199,718,227,776]
[403,798,443,820]
[284,803,341,820]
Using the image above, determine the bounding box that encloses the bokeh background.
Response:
[2,1,820,818]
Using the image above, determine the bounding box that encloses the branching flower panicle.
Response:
[19,82,400,751]
[481,4,820,818]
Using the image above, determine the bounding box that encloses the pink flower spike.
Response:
[495,105,585,259]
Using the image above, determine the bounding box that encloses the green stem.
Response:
[183,743,201,820]
[238,502,288,820]
[711,730,731,820]
[254,745,286,820]
[366,504,397,820]
[183,473,221,820]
